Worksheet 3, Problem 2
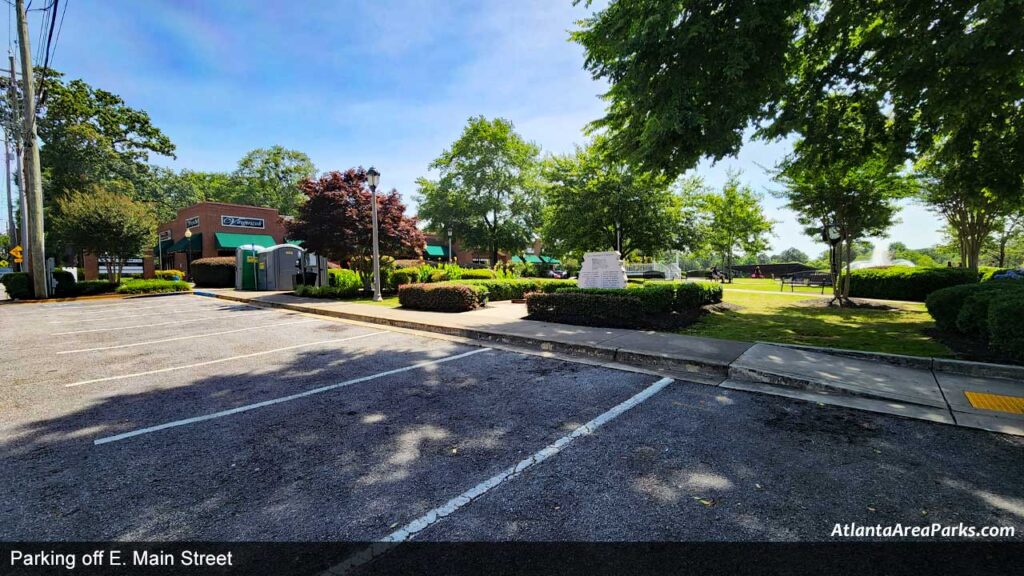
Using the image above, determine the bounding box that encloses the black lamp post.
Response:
[447,227,453,263]
[366,166,382,302]
[184,227,193,282]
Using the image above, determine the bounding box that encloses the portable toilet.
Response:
[256,244,304,290]
[235,244,266,290]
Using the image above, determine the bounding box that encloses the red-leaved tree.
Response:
[287,168,425,289]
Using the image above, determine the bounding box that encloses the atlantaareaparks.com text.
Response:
[831,523,1016,538]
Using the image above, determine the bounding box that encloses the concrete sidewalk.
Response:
[196,289,1024,436]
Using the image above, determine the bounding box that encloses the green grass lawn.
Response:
[340,295,401,307]
[682,290,952,357]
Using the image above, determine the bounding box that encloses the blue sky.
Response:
[13,0,945,256]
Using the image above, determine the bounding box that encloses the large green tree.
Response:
[697,173,774,281]
[774,98,914,304]
[231,146,316,216]
[540,142,696,260]
[36,75,176,203]
[416,116,542,264]
[54,187,157,282]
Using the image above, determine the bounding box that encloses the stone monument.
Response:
[577,251,627,289]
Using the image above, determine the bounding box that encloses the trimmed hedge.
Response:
[847,266,978,301]
[674,281,724,310]
[74,280,118,296]
[155,269,185,281]
[191,257,235,287]
[398,283,487,312]
[527,291,646,328]
[451,279,576,301]
[115,279,191,295]
[52,270,77,297]
[530,281,722,329]
[988,293,1024,360]
[459,268,495,280]
[0,272,32,299]
[926,280,1024,362]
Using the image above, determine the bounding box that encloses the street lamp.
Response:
[366,166,382,302]
[184,227,193,282]
[447,227,453,264]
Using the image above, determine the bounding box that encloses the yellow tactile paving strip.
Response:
[964,391,1024,415]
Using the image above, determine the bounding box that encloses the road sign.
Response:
[10,245,23,264]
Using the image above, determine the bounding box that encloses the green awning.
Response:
[541,255,561,264]
[166,233,202,253]
[215,232,277,250]
[286,239,303,246]
[152,239,173,256]
[512,255,544,264]
[424,244,447,258]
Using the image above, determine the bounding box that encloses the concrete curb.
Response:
[196,291,731,385]
[6,290,193,304]
[767,341,1024,382]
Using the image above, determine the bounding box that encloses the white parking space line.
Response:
[41,302,212,317]
[66,332,387,387]
[48,306,254,324]
[323,376,675,575]
[53,310,278,335]
[57,318,322,354]
[93,347,492,445]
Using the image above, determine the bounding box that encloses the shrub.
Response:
[327,268,362,294]
[555,283,676,314]
[955,282,1024,337]
[926,281,1024,334]
[0,272,32,299]
[459,268,495,280]
[391,267,421,288]
[926,284,982,332]
[294,284,361,299]
[74,280,118,296]
[155,269,185,281]
[191,256,235,288]
[115,279,191,294]
[988,293,1024,362]
[452,279,576,301]
[846,266,977,302]
[526,291,648,328]
[674,281,724,310]
[52,270,77,297]
[398,283,487,312]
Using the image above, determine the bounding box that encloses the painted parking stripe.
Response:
[53,310,278,335]
[93,347,492,445]
[44,302,211,316]
[66,332,386,387]
[322,376,675,575]
[57,318,321,354]
[48,306,254,324]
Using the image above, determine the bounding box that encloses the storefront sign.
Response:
[185,216,200,229]
[159,230,171,241]
[221,215,265,229]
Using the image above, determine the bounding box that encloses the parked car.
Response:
[545,268,570,279]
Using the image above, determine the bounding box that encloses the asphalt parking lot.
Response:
[1,294,1022,546]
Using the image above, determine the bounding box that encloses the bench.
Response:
[780,271,832,294]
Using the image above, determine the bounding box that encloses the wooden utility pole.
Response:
[8,54,27,269]
[14,0,47,297]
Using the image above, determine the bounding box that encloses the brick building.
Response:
[83,202,292,280]
[420,233,558,268]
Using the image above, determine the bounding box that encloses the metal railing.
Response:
[624,262,682,280]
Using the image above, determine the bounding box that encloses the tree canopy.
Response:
[696,173,774,280]
[573,0,1024,175]
[416,116,542,264]
[540,141,696,259]
[287,169,424,289]
[231,146,316,216]
[54,187,157,282]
